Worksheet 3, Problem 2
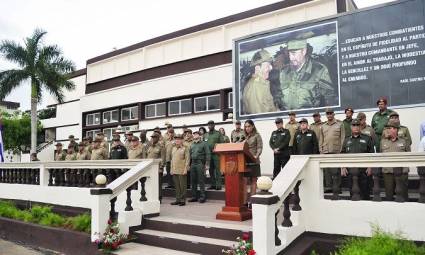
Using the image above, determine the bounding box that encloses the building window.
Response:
[86,129,101,138]
[103,128,117,141]
[103,110,118,124]
[228,92,233,109]
[169,99,192,115]
[194,95,220,113]
[121,106,138,121]
[86,113,100,126]
[145,102,166,118]
[122,125,139,133]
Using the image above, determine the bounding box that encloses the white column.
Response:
[90,194,111,242]
[140,164,160,215]
[39,164,48,186]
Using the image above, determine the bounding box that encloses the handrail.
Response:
[36,140,54,153]
[0,160,144,169]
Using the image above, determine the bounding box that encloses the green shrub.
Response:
[30,205,52,221]
[334,226,425,255]
[67,213,91,233]
[39,212,66,227]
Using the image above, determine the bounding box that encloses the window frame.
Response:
[145,102,166,119]
[86,129,101,138]
[102,109,119,124]
[86,113,101,126]
[228,92,233,109]
[121,106,138,121]
[194,94,220,113]
[168,99,192,116]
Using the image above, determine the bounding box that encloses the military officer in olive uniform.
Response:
[231,120,245,143]
[380,119,410,201]
[83,137,93,154]
[285,111,299,154]
[381,111,412,147]
[269,117,291,178]
[204,120,224,190]
[68,135,79,152]
[372,97,394,151]
[124,131,133,151]
[188,131,211,203]
[357,112,377,150]
[127,136,147,159]
[293,118,319,155]
[96,133,108,149]
[164,124,175,189]
[183,129,194,189]
[170,134,190,206]
[76,142,91,160]
[321,108,346,192]
[110,136,128,159]
[342,107,354,137]
[139,130,149,148]
[242,49,277,114]
[65,144,77,161]
[341,119,374,200]
[54,143,66,161]
[147,132,166,201]
[309,112,323,150]
[90,138,109,160]
[273,33,336,110]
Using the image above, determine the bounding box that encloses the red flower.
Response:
[248,250,256,255]
[112,242,119,250]
[107,219,112,225]
[242,232,250,241]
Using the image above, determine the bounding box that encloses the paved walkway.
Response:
[0,239,59,255]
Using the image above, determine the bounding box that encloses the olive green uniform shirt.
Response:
[146,142,166,171]
[190,139,211,167]
[54,151,66,161]
[204,130,224,152]
[269,128,291,156]
[342,134,374,154]
[343,118,353,137]
[320,119,345,154]
[65,153,77,161]
[128,144,147,159]
[382,125,412,146]
[380,137,410,173]
[372,109,394,137]
[277,57,335,110]
[293,129,319,155]
[231,129,246,143]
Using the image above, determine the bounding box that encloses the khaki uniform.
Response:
[124,140,132,151]
[242,74,277,114]
[380,137,410,201]
[164,137,175,187]
[360,124,376,149]
[54,151,66,161]
[76,150,91,160]
[171,145,190,203]
[285,121,299,148]
[90,147,108,160]
[245,132,263,177]
[128,144,147,159]
[276,58,335,110]
[65,153,77,161]
[231,129,246,143]
[84,144,93,154]
[382,126,412,146]
[309,121,323,151]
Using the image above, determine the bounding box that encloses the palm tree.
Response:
[0,28,76,153]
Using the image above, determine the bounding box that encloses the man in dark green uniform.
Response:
[372,97,394,151]
[341,119,374,200]
[110,137,128,159]
[274,33,336,110]
[269,117,291,178]
[293,118,319,155]
[204,120,224,190]
[188,131,211,203]
[342,107,354,137]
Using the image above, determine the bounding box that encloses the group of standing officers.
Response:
[51,96,413,203]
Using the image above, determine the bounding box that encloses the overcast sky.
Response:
[0,0,395,110]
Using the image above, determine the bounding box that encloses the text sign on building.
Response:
[233,0,425,120]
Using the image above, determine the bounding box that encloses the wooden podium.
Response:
[214,142,255,221]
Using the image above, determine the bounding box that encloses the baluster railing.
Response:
[372,167,382,202]
[281,196,292,227]
[292,181,301,211]
[350,168,361,201]
[140,177,147,201]
[418,166,425,203]
[394,167,405,203]
[125,186,133,211]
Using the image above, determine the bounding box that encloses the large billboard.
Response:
[234,0,425,120]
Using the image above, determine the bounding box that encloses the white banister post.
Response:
[140,162,160,215]
[39,164,48,186]
[90,189,112,242]
[251,194,280,255]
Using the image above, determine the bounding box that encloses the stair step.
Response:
[162,187,225,200]
[133,229,236,255]
[141,217,251,241]
[114,242,200,255]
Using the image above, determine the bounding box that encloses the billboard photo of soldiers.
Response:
[236,21,340,117]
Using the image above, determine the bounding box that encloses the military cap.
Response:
[68,135,75,139]
[78,142,85,146]
[345,107,354,113]
[150,132,160,138]
[312,112,321,117]
[357,112,366,120]
[376,97,388,105]
[185,129,192,134]
[389,111,399,117]
[288,111,296,116]
[174,134,184,139]
[287,31,314,50]
[166,123,173,128]
[250,49,272,66]
[386,119,400,128]
[299,118,308,124]
[55,142,63,147]
[325,108,334,113]
[153,130,161,135]
[351,119,361,125]
[192,130,200,135]
[207,120,215,125]
[235,120,241,125]
[125,130,133,135]
[275,117,283,124]
[154,126,160,130]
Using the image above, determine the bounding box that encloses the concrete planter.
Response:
[0,217,101,255]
